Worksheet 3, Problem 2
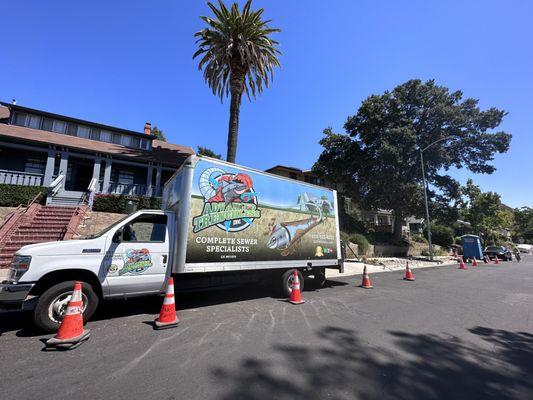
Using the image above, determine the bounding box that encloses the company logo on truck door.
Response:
[118,248,152,275]
[193,167,261,233]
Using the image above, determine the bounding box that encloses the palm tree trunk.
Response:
[226,85,243,164]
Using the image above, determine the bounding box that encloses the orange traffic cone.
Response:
[154,277,180,329]
[45,281,90,350]
[495,257,500,265]
[359,265,373,289]
[459,259,467,270]
[404,262,415,281]
[472,258,478,267]
[288,270,305,304]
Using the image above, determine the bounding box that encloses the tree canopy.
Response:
[513,207,533,242]
[314,79,512,238]
[197,146,222,159]
[152,126,166,142]
[193,0,281,162]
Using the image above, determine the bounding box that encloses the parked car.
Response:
[484,246,513,261]
[516,244,533,254]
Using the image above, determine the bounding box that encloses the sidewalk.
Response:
[327,256,458,279]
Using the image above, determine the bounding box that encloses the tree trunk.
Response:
[226,75,244,164]
[393,212,404,241]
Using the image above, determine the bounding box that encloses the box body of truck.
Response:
[163,155,343,275]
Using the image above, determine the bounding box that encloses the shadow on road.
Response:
[0,278,347,337]
[211,326,533,400]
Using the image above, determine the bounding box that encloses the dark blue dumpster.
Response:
[460,235,483,261]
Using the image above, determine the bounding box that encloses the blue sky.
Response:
[2,1,531,207]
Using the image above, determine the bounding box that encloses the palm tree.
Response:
[193,0,281,163]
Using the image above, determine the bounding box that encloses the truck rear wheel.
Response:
[34,281,99,333]
[280,269,304,298]
[313,267,326,288]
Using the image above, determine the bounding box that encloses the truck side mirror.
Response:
[112,229,123,243]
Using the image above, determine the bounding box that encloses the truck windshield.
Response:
[82,215,131,239]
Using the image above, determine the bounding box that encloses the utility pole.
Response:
[419,149,434,261]
[418,136,454,262]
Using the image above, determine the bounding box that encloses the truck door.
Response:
[105,213,169,296]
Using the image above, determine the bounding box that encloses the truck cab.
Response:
[0,209,172,332]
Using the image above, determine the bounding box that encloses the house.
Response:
[0,101,193,205]
[264,165,331,188]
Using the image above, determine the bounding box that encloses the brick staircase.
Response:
[0,205,85,269]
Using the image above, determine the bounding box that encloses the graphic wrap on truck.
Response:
[186,159,338,263]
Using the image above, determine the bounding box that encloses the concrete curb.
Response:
[327,260,459,279]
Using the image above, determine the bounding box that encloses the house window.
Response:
[41,118,54,131]
[52,120,66,134]
[118,169,135,185]
[131,137,140,148]
[121,135,132,147]
[100,130,111,142]
[140,138,149,150]
[78,126,90,139]
[13,112,27,126]
[90,128,101,141]
[378,216,389,225]
[24,157,46,174]
[66,123,78,136]
[27,115,41,129]
[112,133,122,145]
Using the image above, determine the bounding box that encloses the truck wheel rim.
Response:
[287,275,296,293]
[48,291,88,324]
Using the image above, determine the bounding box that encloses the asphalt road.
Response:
[1,257,532,400]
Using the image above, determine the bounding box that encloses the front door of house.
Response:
[65,157,93,191]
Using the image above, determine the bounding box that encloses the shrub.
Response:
[93,194,162,213]
[424,223,454,247]
[340,231,350,243]
[411,234,428,244]
[0,184,46,207]
[348,233,370,254]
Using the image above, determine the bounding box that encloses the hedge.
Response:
[0,184,46,207]
[348,233,370,254]
[92,194,162,213]
[424,223,455,247]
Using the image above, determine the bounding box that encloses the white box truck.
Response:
[0,156,343,332]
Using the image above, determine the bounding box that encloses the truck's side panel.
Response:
[164,156,341,274]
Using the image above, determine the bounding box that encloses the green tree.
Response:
[314,79,512,239]
[152,126,166,142]
[193,0,281,163]
[197,146,222,159]
[466,190,513,244]
[513,207,533,242]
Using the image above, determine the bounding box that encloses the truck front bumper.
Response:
[0,281,35,311]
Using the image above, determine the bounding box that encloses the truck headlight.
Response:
[8,255,32,283]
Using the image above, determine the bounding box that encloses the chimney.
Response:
[12,99,16,105]
[144,122,152,135]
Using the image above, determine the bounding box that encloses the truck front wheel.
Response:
[34,281,99,333]
[280,269,304,298]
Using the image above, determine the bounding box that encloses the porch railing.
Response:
[0,170,44,186]
[108,182,147,196]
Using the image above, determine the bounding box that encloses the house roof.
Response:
[265,165,304,174]
[0,123,193,168]
[0,102,157,140]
